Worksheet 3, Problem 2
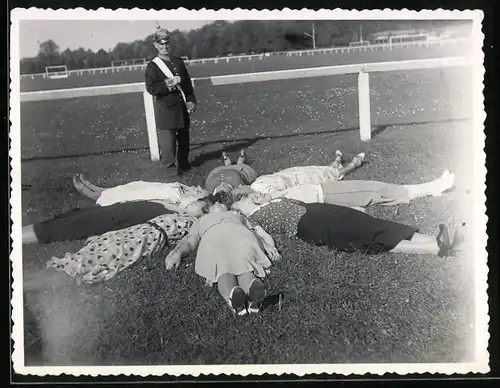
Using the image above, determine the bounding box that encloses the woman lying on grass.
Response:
[73,150,454,218]
[164,202,281,316]
[22,200,187,245]
[72,149,365,206]
[228,169,454,217]
[189,197,462,258]
[23,211,196,291]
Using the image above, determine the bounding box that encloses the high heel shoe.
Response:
[237,149,246,165]
[222,151,232,166]
[436,223,452,257]
[247,278,266,314]
[228,286,248,316]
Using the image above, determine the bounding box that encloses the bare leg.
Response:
[389,225,453,257]
[217,273,238,299]
[328,150,344,169]
[79,174,105,195]
[237,272,257,293]
[22,224,39,245]
[389,238,440,255]
[407,232,436,244]
[237,149,246,165]
[337,153,366,178]
[217,273,247,315]
[72,174,103,201]
[222,151,232,166]
[404,170,455,199]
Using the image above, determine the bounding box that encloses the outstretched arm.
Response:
[165,222,201,270]
[150,199,187,214]
[253,224,276,248]
[241,217,281,262]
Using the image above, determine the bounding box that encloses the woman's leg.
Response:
[328,150,344,169]
[22,224,39,244]
[404,170,455,199]
[389,224,453,257]
[237,272,266,313]
[217,273,247,315]
[238,164,259,185]
[26,201,168,244]
[78,174,105,195]
[336,152,366,178]
[73,174,103,201]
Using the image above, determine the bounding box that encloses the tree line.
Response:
[20,19,470,74]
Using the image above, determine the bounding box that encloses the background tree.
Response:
[19,19,471,74]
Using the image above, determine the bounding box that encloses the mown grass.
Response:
[20,66,477,365]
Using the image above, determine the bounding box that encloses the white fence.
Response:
[20,56,472,162]
[20,38,470,80]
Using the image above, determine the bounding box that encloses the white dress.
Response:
[186,211,273,285]
[250,166,342,194]
[96,181,207,208]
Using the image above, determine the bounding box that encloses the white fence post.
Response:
[358,71,372,141]
[142,91,161,162]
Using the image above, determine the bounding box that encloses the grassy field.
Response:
[20,65,477,366]
[20,41,469,92]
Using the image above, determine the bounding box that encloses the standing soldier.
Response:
[145,24,196,174]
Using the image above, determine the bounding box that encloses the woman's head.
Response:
[231,193,267,216]
[209,202,228,213]
[185,199,210,218]
[213,182,233,196]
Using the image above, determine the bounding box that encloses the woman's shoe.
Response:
[330,150,344,170]
[437,223,452,257]
[228,286,248,316]
[237,149,246,165]
[222,151,232,166]
[351,152,366,167]
[247,278,266,314]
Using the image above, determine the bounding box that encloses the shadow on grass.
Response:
[20,117,471,163]
[189,139,260,167]
[261,292,286,312]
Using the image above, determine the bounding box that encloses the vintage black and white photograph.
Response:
[10,8,488,376]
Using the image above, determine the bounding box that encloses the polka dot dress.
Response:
[46,214,195,284]
[248,198,307,237]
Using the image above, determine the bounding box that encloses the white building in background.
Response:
[368,29,430,45]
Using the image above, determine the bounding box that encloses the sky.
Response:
[19,20,213,58]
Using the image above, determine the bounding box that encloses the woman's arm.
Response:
[171,233,199,259]
[231,185,257,199]
[149,199,186,214]
[253,224,276,248]
[165,221,201,270]
[241,217,280,258]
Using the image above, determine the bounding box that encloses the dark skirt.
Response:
[296,203,418,253]
[33,201,171,243]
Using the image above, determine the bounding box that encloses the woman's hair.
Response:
[198,191,235,209]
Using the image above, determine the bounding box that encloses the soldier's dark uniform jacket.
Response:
[145,56,196,168]
[145,56,196,131]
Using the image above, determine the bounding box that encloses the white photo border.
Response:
[9,7,489,377]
